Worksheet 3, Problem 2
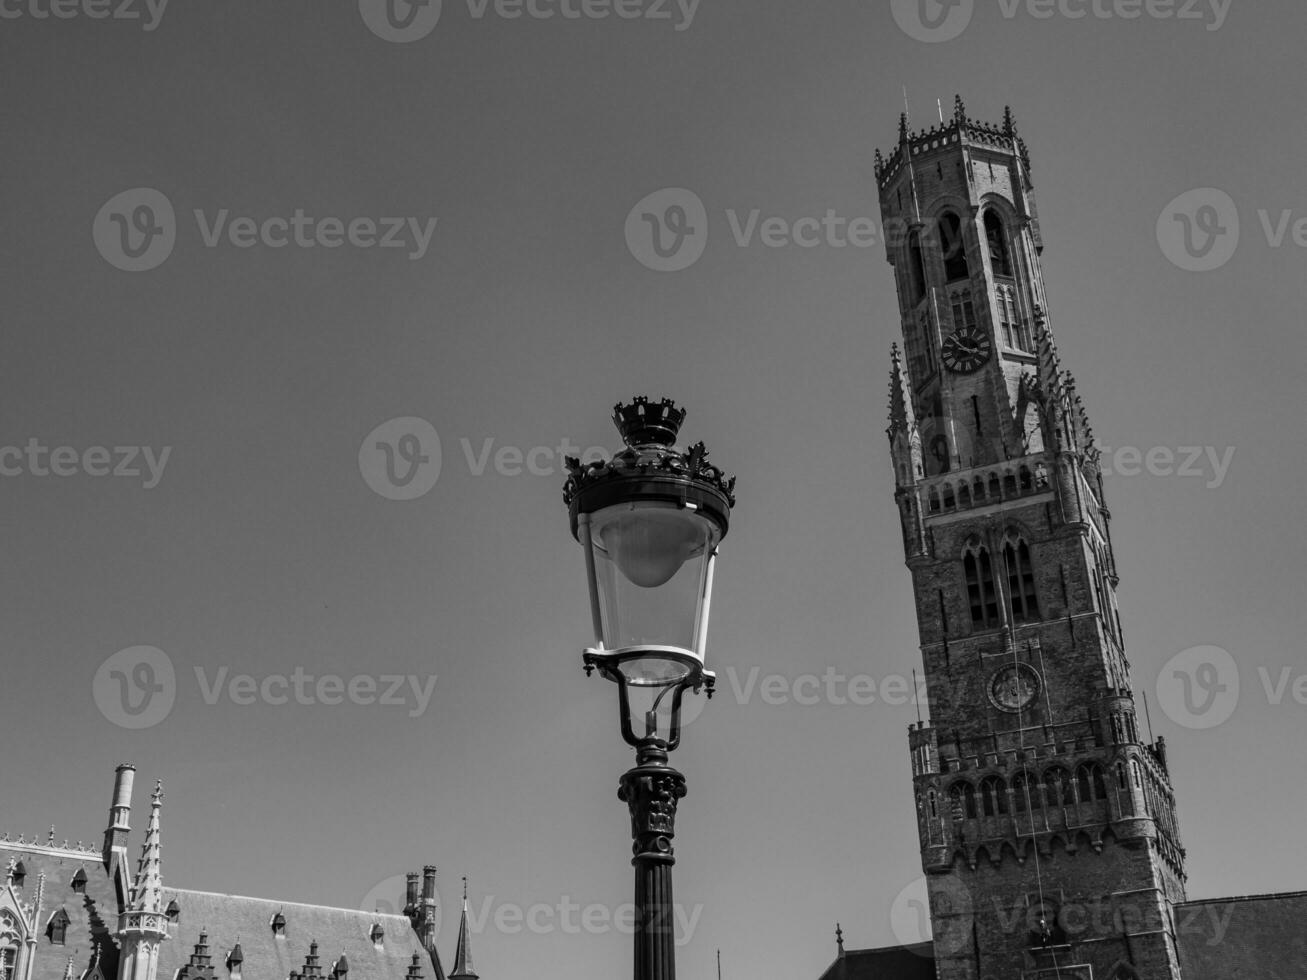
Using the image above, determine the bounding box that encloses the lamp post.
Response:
[563,397,736,980]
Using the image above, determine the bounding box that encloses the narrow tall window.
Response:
[985,210,1013,278]
[1004,538,1041,623]
[907,232,928,305]
[919,311,936,378]
[965,547,1000,628]
[950,289,977,332]
[997,287,1016,348]
[940,213,970,282]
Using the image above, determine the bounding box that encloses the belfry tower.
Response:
[877,99,1186,980]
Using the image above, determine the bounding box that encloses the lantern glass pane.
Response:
[588,502,719,680]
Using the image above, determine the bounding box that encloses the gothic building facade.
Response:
[818,102,1306,980]
[1,766,480,980]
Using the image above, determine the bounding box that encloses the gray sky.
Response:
[2,1,1305,977]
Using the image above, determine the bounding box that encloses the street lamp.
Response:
[563,396,736,980]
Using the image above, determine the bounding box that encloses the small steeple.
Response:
[1003,105,1018,138]
[448,879,477,980]
[128,782,164,914]
[836,923,845,957]
[953,94,967,125]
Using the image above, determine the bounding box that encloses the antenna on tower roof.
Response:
[937,98,944,123]
[1142,690,1157,745]
[716,949,721,980]
[902,86,911,123]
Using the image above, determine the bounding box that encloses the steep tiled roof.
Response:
[157,888,434,980]
[0,842,121,980]
[1176,891,1307,980]
[815,942,936,980]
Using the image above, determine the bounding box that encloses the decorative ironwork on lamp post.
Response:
[563,397,736,980]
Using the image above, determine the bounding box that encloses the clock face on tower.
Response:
[941,327,993,374]
[988,663,1042,713]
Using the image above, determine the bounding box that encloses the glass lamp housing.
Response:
[565,397,735,693]
[581,501,721,686]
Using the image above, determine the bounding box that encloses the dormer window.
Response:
[166,900,180,924]
[70,869,87,894]
[10,863,25,888]
[368,923,384,948]
[46,909,70,945]
[270,912,286,938]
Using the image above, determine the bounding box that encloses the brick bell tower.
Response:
[877,99,1186,980]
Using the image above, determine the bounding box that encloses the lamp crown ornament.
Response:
[613,396,686,448]
[563,396,736,513]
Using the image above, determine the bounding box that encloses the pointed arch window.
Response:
[949,288,977,333]
[981,776,1009,816]
[985,210,1014,278]
[1043,768,1071,808]
[940,212,970,282]
[964,546,1000,629]
[907,231,928,305]
[949,781,978,820]
[1004,537,1041,624]
[996,286,1017,349]
[1,911,20,980]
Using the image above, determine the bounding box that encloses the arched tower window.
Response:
[985,210,1013,278]
[964,545,1000,629]
[1,911,20,980]
[949,288,977,333]
[907,231,928,305]
[1003,537,1041,624]
[939,212,970,282]
[981,776,1009,816]
[949,781,978,820]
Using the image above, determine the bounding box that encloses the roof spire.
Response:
[448,878,477,980]
[836,923,845,957]
[128,781,164,913]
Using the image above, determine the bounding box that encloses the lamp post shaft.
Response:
[618,742,686,980]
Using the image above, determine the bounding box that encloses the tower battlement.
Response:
[875,101,1032,191]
